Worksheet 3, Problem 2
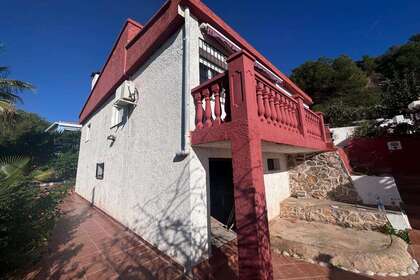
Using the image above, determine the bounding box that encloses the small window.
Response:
[267,158,281,171]
[85,124,91,142]
[96,163,104,179]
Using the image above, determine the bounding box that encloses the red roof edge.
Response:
[78,19,143,123]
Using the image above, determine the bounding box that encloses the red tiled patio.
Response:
[24,193,185,280]
[24,193,420,280]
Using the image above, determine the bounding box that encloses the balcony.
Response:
[191,51,333,152]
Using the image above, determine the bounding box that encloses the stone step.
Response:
[280,197,388,231]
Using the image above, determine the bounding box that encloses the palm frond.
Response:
[0,63,34,108]
[0,155,30,179]
[0,90,24,103]
[0,99,12,112]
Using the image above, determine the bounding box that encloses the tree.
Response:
[381,72,420,118]
[291,55,380,126]
[0,45,34,114]
[0,66,34,114]
[376,34,420,80]
[0,110,54,165]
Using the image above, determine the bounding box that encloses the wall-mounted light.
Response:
[107,135,116,142]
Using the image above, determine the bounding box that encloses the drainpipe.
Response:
[176,7,191,157]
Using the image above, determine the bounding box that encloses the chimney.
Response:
[90,72,100,89]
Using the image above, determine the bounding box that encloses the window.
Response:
[85,124,91,142]
[96,163,104,179]
[267,158,281,171]
[199,39,227,83]
[199,59,222,83]
[111,106,124,127]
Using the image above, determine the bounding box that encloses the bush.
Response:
[49,151,78,180]
[353,120,420,138]
[31,168,57,182]
[0,172,69,276]
[380,223,410,244]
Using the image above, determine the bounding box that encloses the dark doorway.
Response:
[209,158,235,229]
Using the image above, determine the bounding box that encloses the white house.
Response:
[75,1,332,278]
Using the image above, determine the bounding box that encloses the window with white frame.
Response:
[111,106,124,128]
[85,124,91,142]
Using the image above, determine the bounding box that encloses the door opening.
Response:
[209,158,235,230]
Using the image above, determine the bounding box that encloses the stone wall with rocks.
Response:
[288,151,362,204]
[280,197,388,231]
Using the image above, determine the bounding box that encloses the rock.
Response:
[399,271,408,276]
[350,269,360,274]
[282,251,290,257]
[305,258,315,264]
[319,261,328,267]
[365,271,374,276]
[388,272,399,277]
[377,272,387,277]
[340,266,349,271]
[407,268,416,275]
[413,260,419,269]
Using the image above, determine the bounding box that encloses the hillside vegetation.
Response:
[291,34,420,127]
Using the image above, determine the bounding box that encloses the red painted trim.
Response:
[79,19,143,123]
[336,147,353,174]
[191,72,227,93]
[79,0,183,124]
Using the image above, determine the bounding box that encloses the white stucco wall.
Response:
[330,126,357,147]
[263,153,290,220]
[76,26,209,268]
[351,175,403,207]
[75,11,292,269]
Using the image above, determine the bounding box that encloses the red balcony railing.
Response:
[191,56,332,150]
[304,108,323,140]
[255,72,302,136]
[191,73,230,129]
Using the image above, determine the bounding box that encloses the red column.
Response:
[227,51,273,280]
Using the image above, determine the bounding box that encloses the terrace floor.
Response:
[22,193,420,280]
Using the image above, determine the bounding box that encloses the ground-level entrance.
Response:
[209,158,235,230]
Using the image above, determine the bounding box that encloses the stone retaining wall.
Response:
[288,151,362,204]
[280,197,388,231]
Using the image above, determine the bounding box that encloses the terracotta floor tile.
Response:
[21,194,185,280]
[23,193,420,280]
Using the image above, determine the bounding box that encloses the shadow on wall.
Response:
[351,175,402,207]
[127,158,209,270]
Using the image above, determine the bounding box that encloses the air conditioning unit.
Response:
[114,80,136,106]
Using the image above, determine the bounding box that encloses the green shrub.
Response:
[380,223,410,243]
[0,159,69,276]
[31,168,57,182]
[49,151,78,180]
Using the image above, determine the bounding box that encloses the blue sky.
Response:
[2,0,420,122]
